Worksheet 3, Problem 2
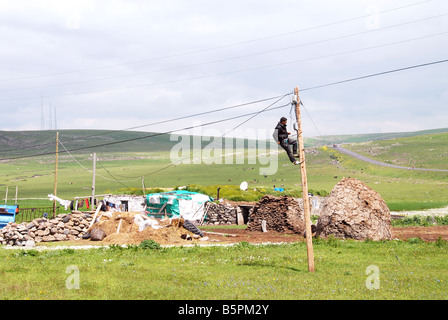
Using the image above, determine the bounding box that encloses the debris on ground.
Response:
[86,211,206,245]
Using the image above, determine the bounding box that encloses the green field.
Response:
[2,129,448,302]
[1,129,448,212]
[1,238,447,300]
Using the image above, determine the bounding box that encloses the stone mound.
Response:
[247,195,305,234]
[315,178,391,241]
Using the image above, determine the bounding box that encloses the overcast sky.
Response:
[1,0,447,140]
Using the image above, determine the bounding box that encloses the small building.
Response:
[102,195,146,213]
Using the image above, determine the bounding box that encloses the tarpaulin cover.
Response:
[146,190,212,221]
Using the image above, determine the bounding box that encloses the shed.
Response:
[102,195,146,213]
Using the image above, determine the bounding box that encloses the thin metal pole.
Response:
[53,132,59,218]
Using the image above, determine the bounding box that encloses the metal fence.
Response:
[14,207,59,223]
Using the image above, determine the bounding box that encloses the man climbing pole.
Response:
[273,117,301,165]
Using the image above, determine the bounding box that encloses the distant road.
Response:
[331,145,448,172]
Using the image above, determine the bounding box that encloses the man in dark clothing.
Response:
[273,117,300,165]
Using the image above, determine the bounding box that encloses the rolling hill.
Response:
[1,127,447,160]
[0,127,448,211]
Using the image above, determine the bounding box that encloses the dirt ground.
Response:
[43,225,448,248]
[391,225,448,242]
[201,225,448,244]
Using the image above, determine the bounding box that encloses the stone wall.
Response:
[203,202,238,225]
[0,212,92,247]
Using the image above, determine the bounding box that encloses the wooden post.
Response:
[294,86,315,272]
[141,176,146,197]
[91,152,96,210]
[53,132,59,218]
[89,204,102,229]
[14,186,18,205]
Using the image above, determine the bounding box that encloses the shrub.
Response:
[139,239,161,250]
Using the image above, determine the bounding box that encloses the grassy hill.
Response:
[305,127,448,146]
[2,127,447,159]
[341,132,448,170]
[1,128,448,211]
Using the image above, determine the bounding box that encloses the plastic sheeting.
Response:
[146,190,212,221]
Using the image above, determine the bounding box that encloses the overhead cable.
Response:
[0,0,433,83]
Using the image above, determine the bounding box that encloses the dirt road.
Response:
[332,145,448,172]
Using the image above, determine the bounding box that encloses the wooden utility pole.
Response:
[15,186,18,205]
[53,132,59,218]
[294,86,315,272]
[91,152,97,211]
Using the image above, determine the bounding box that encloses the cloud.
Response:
[0,0,446,137]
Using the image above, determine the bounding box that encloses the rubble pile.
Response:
[0,212,93,246]
[247,195,305,234]
[86,211,205,245]
[315,178,392,241]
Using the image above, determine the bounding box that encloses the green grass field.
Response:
[2,129,448,301]
[1,237,447,300]
[1,129,448,212]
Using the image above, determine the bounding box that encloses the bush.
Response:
[139,239,161,250]
[407,237,425,244]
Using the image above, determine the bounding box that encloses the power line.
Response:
[2,28,446,103]
[0,101,291,161]
[301,58,448,91]
[0,94,287,154]
[3,12,447,93]
[1,57,446,160]
[3,27,448,103]
[0,0,433,83]
[59,139,139,185]
[136,97,291,179]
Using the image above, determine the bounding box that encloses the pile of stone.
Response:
[203,201,238,225]
[247,195,305,234]
[315,178,391,241]
[0,212,92,247]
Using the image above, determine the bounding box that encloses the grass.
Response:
[392,215,448,227]
[2,130,448,212]
[1,238,447,300]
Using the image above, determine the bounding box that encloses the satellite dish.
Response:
[240,181,248,191]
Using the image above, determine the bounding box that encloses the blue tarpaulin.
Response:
[0,205,18,229]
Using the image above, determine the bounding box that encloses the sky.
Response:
[0,0,447,140]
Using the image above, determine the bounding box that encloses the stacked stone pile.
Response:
[247,195,305,234]
[204,201,237,225]
[0,212,92,246]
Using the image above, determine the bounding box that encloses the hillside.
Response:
[341,131,448,170]
[0,127,448,211]
[1,127,447,159]
[0,129,259,159]
[305,127,448,146]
